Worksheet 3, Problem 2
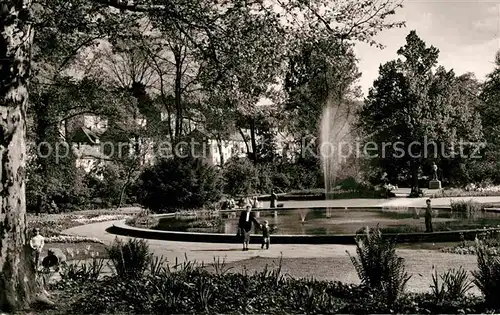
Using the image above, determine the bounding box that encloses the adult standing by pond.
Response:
[270,190,278,208]
[238,205,260,251]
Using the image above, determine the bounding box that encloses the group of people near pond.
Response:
[235,193,435,250]
[222,191,279,210]
[236,191,278,250]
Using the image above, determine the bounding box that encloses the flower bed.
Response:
[440,229,500,255]
[431,185,500,198]
[45,235,105,244]
[71,214,131,224]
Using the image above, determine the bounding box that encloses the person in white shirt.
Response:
[30,228,44,267]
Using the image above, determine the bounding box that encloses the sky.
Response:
[354,0,500,98]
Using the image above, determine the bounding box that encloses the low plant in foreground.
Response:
[48,229,500,314]
[57,257,106,290]
[55,239,495,315]
[430,266,473,303]
[347,227,411,307]
[472,238,500,308]
[107,237,152,279]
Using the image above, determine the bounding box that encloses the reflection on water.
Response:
[153,208,500,235]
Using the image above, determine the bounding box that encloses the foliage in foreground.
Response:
[47,228,499,314]
[107,238,153,279]
[472,238,500,308]
[348,227,411,307]
[63,261,487,315]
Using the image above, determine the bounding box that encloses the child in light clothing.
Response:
[261,220,271,249]
[30,228,44,267]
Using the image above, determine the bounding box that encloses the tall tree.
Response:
[0,0,40,310]
[284,38,361,163]
[358,31,482,190]
[478,51,500,182]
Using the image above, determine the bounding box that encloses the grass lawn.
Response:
[396,241,459,250]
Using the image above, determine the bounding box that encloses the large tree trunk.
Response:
[0,0,39,311]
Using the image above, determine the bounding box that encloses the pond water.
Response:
[153,208,500,235]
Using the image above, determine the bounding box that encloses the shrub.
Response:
[68,255,493,314]
[292,159,321,190]
[430,266,473,303]
[450,199,482,217]
[272,172,291,191]
[126,209,159,228]
[222,157,259,196]
[59,258,105,286]
[472,238,500,308]
[85,163,126,208]
[107,238,153,279]
[135,157,222,212]
[347,227,411,307]
[337,177,363,190]
[26,162,91,213]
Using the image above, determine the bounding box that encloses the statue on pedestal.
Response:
[429,162,442,189]
[432,162,438,180]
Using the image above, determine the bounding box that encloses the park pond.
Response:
[152,207,500,235]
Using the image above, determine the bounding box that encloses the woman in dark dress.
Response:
[238,205,260,251]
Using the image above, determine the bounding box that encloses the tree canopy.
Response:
[358,30,483,189]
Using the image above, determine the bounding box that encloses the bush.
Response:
[107,238,153,279]
[472,238,500,308]
[222,157,259,196]
[66,254,494,314]
[85,164,127,208]
[272,172,292,191]
[58,258,105,288]
[126,209,159,228]
[450,199,482,217]
[136,157,222,212]
[430,266,473,303]
[347,227,411,307]
[26,162,91,213]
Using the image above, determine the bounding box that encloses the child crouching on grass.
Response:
[261,220,271,249]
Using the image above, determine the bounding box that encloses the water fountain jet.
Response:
[319,97,352,199]
[297,208,310,223]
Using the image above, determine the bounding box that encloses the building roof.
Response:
[71,127,102,145]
